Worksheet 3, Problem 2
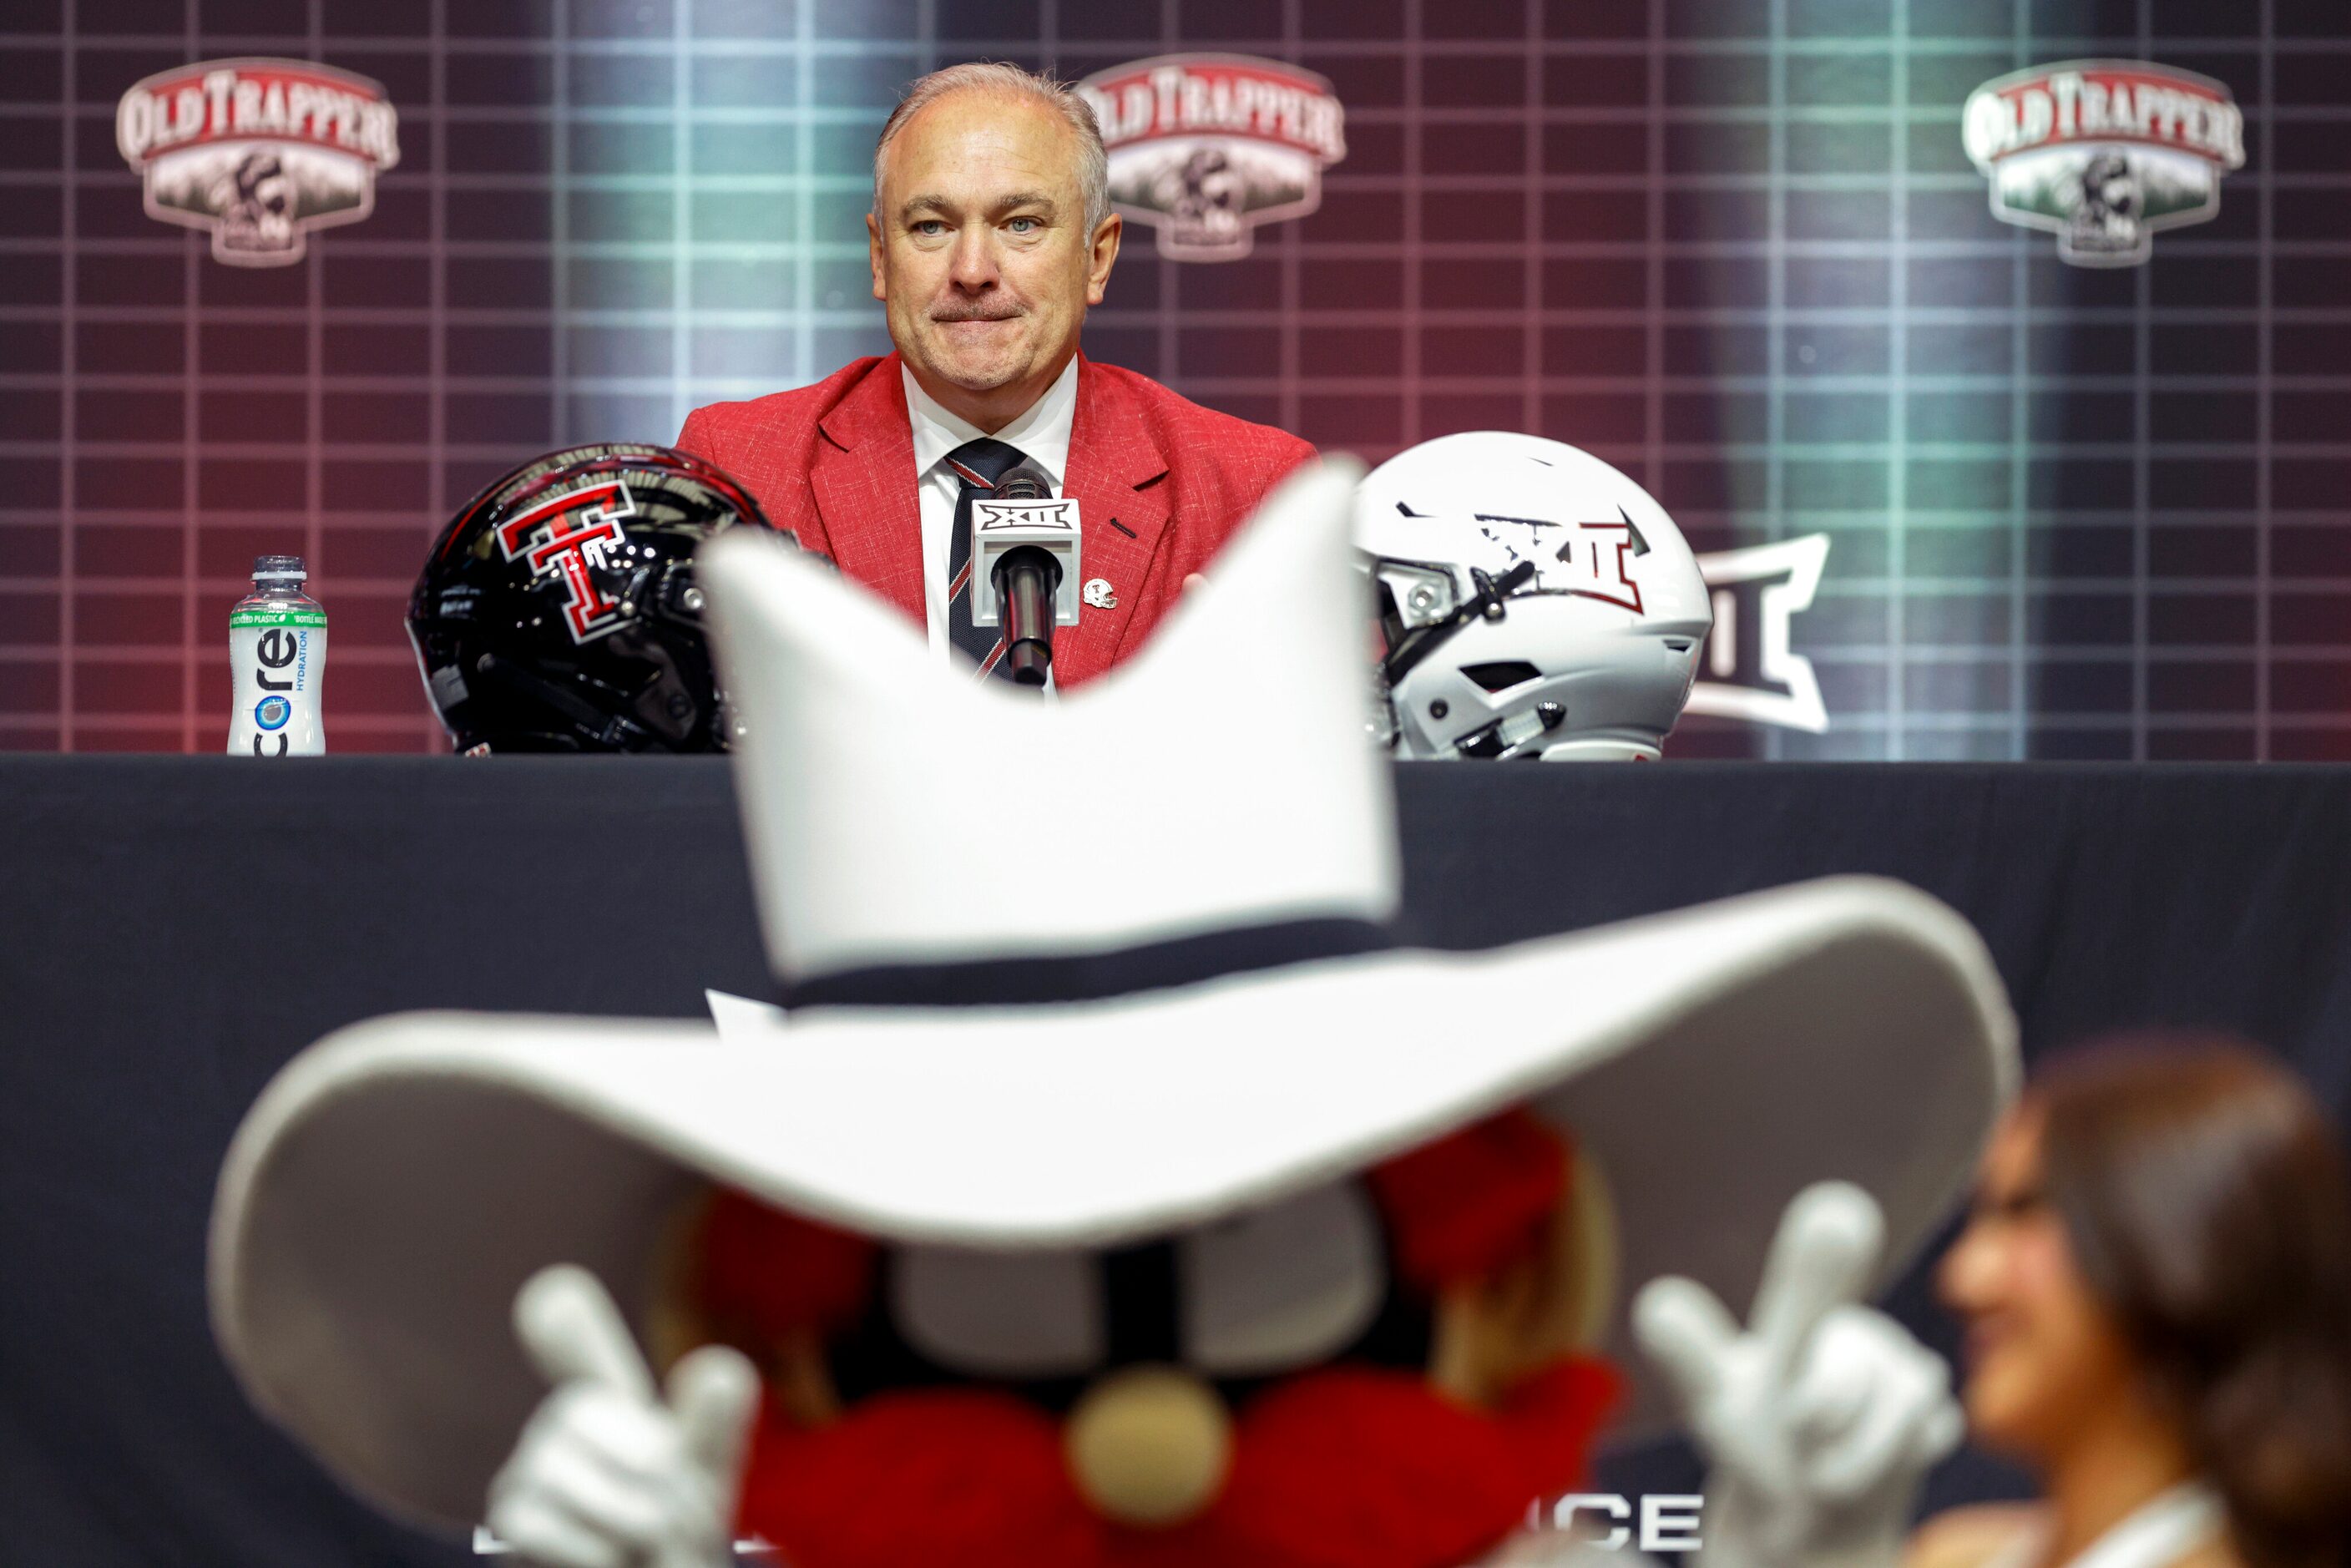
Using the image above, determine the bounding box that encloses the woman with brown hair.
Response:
[1911,1037,2351,1568]
[1630,1035,2351,1568]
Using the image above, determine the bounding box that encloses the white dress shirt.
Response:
[902,356,1079,660]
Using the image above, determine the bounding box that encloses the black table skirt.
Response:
[7,757,2349,1565]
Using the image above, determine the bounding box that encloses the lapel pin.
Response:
[1083,577,1117,609]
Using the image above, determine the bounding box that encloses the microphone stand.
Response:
[987,464,1065,688]
[993,546,1062,686]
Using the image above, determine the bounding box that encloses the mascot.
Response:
[207,461,2015,1568]
[211,149,294,256]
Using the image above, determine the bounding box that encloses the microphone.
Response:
[969,460,1082,686]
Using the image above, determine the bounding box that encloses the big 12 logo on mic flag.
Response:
[1076,55,1346,261]
[116,58,399,266]
[1963,60,2243,267]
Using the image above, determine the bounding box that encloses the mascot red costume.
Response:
[207,461,2015,1568]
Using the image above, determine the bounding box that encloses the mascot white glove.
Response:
[487,1264,761,1568]
[1632,1182,1963,1568]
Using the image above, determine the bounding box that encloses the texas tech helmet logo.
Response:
[116,58,399,266]
[1077,55,1346,261]
[494,480,638,644]
[1963,60,2243,267]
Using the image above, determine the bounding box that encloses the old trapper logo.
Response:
[1963,60,2243,268]
[117,58,399,267]
[1077,55,1346,262]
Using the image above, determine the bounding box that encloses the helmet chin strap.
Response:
[1453,701,1568,761]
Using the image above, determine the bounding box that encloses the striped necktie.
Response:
[943,436,1033,680]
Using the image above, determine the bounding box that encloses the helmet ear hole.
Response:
[1461,660,1541,693]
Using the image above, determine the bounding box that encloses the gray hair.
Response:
[872,61,1111,235]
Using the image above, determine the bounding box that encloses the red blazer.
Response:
[674,352,1317,688]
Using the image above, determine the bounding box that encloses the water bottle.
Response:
[228,554,327,756]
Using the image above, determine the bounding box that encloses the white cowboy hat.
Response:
[208,460,2017,1531]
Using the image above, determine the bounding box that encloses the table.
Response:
[8,758,2349,1565]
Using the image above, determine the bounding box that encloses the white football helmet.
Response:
[1355,432,1712,761]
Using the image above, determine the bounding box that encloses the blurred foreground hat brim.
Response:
[209,873,2015,1528]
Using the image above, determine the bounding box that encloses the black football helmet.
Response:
[407,443,782,753]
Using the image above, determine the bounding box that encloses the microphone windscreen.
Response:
[994,462,1053,502]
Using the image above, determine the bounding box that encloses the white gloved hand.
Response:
[487,1264,762,1568]
[1632,1183,1963,1568]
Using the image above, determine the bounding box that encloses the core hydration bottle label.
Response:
[228,607,327,756]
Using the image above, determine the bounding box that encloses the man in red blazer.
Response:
[672,62,1316,690]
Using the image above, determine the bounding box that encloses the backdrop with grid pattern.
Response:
[2,0,2343,757]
